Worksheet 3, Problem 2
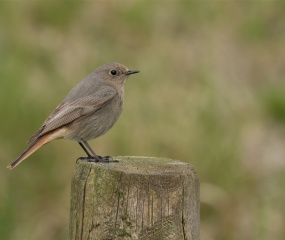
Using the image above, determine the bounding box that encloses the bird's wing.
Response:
[28,87,117,143]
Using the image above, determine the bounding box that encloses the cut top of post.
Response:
[78,156,198,176]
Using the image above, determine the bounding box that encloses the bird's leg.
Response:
[77,142,93,162]
[79,140,117,163]
[79,142,92,157]
[81,140,101,162]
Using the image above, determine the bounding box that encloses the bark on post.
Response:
[69,156,199,240]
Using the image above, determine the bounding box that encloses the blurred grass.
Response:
[1,1,285,240]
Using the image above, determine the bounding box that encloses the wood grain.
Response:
[69,156,199,240]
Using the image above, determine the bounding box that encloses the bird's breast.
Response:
[65,95,123,141]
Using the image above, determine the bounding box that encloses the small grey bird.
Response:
[7,62,139,170]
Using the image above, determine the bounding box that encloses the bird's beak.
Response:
[126,70,140,75]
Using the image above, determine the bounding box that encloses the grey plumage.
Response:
[8,62,139,169]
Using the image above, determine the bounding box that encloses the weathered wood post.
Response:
[69,156,199,240]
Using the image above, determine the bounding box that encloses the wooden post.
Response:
[69,156,199,240]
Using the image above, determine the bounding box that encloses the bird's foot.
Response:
[97,155,119,163]
[77,155,119,163]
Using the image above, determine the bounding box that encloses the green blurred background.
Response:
[1,1,285,239]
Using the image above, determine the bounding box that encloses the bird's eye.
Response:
[110,70,118,76]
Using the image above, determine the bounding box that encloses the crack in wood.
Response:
[114,172,123,236]
[80,167,91,240]
[182,177,186,240]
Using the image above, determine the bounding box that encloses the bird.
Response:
[7,62,139,170]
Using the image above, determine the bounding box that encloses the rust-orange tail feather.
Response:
[7,136,49,170]
[7,127,67,170]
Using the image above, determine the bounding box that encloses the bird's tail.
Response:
[7,127,68,170]
[7,136,49,170]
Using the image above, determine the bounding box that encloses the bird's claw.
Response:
[76,155,119,163]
